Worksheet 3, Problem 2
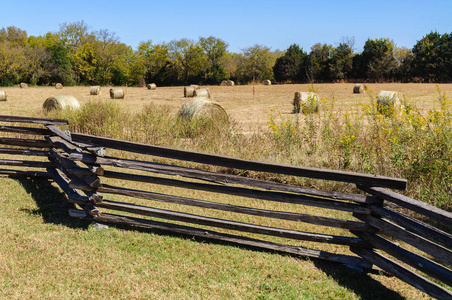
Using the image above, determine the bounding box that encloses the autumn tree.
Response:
[92,29,121,85]
[237,44,274,83]
[1,26,28,47]
[138,41,173,86]
[0,43,26,85]
[168,38,206,84]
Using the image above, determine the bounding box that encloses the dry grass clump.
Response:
[90,86,101,95]
[263,80,271,86]
[110,88,125,99]
[19,82,27,88]
[353,84,364,93]
[43,95,80,112]
[292,91,319,114]
[0,90,6,101]
[146,83,157,90]
[193,88,211,98]
[55,83,63,89]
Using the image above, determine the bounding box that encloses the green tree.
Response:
[329,43,353,81]
[307,43,334,82]
[199,36,228,84]
[223,52,241,82]
[411,31,452,82]
[237,44,274,83]
[361,38,397,82]
[48,42,75,86]
[21,45,50,85]
[393,46,412,82]
[92,29,121,85]
[58,20,90,53]
[168,38,206,84]
[273,44,308,83]
[138,41,173,86]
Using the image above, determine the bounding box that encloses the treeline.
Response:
[1,21,451,86]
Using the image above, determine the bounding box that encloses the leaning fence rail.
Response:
[0,114,450,299]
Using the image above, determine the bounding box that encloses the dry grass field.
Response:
[0,83,450,299]
[2,83,451,133]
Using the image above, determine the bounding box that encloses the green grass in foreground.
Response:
[0,177,425,299]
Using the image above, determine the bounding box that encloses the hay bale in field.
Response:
[43,95,80,112]
[220,80,228,86]
[293,91,319,114]
[353,84,364,94]
[110,88,125,99]
[20,83,28,89]
[262,80,271,86]
[178,97,228,121]
[193,88,211,98]
[377,91,402,115]
[146,83,157,90]
[0,90,6,101]
[227,80,235,86]
[184,86,197,97]
[55,83,63,89]
[90,86,101,95]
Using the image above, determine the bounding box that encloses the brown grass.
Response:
[2,83,450,134]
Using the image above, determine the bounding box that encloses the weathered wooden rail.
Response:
[0,114,451,299]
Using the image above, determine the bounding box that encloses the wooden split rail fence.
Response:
[0,114,451,299]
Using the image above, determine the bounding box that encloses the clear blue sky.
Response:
[1,0,451,53]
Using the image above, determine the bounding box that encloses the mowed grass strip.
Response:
[0,177,429,299]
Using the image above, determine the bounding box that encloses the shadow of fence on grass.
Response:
[14,177,89,230]
[313,260,405,300]
[9,177,406,299]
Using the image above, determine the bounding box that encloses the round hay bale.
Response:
[193,88,211,98]
[0,90,6,101]
[43,95,80,112]
[90,86,101,95]
[178,97,228,121]
[353,84,364,94]
[184,86,196,97]
[55,83,63,89]
[377,91,402,115]
[227,80,235,86]
[110,88,125,99]
[262,80,271,86]
[146,83,157,90]
[293,92,319,114]
[220,80,228,86]
[20,82,28,89]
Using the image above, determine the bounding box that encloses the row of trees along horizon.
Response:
[1,21,451,87]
